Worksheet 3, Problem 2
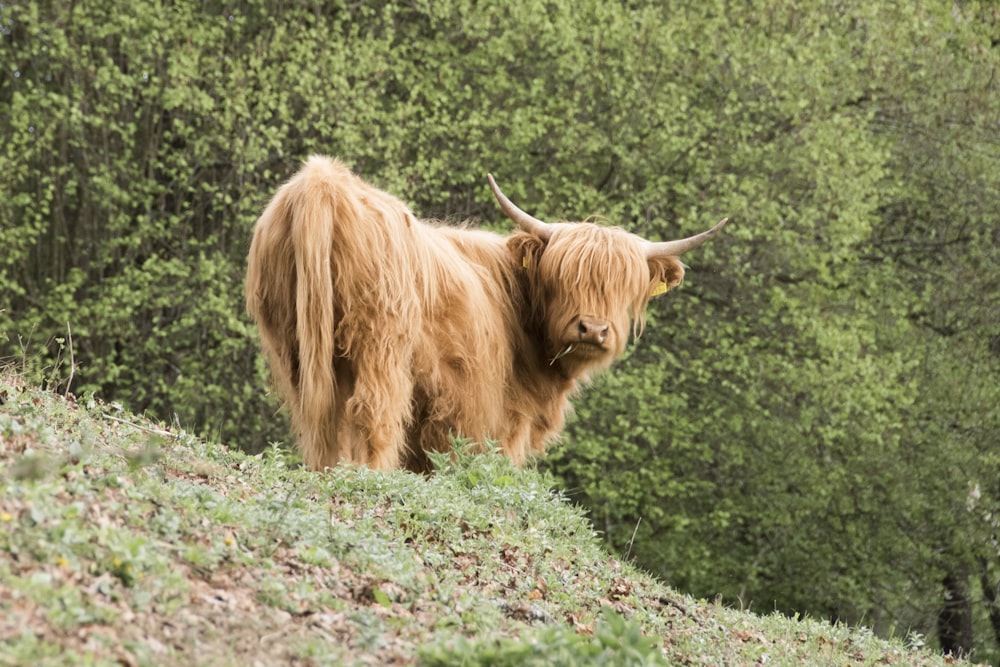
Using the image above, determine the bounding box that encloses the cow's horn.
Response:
[488,174,554,240]
[643,218,730,258]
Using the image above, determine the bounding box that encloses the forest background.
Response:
[2,0,998,660]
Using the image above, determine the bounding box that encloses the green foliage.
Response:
[543,0,1000,659]
[2,0,999,659]
[419,610,668,667]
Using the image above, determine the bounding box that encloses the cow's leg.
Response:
[296,360,351,470]
[295,403,340,471]
[345,340,413,471]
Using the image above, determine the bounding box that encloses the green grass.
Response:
[0,370,981,666]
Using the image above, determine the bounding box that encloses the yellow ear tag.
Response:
[522,255,530,268]
[649,282,668,297]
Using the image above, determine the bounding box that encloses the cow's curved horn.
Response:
[488,174,553,240]
[643,218,729,258]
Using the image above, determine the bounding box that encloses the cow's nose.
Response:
[577,318,610,344]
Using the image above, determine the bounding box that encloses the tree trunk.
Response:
[938,571,973,656]
[978,558,1000,649]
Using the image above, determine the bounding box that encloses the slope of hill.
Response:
[0,370,976,666]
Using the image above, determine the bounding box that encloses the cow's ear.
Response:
[507,230,547,269]
[647,256,685,297]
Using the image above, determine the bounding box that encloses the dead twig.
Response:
[103,413,178,440]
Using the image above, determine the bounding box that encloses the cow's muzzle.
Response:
[576,317,610,345]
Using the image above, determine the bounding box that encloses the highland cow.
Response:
[245,156,727,472]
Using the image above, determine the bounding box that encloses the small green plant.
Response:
[418,610,668,667]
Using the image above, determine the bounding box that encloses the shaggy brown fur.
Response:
[246,156,717,472]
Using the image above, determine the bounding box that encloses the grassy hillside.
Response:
[0,369,979,666]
